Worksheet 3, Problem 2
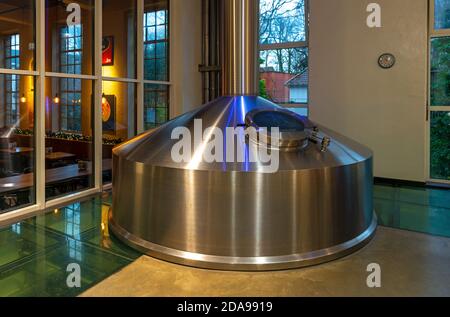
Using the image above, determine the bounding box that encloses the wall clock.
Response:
[378,53,396,69]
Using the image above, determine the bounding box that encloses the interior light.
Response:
[20,94,27,103]
[53,94,60,104]
[102,93,107,104]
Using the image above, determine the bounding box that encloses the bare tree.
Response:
[260,0,307,74]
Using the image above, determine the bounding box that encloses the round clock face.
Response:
[378,53,396,69]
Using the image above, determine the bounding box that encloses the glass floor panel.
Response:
[0,184,449,297]
[374,184,450,238]
[0,193,140,297]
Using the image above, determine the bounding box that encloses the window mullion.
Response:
[94,0,103,190]
[137,0,144,134]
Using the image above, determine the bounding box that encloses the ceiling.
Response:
[0,0,33,33]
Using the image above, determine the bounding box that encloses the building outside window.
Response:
[429,0,450,182]
[4,34,20,126]
[259,0,308,116]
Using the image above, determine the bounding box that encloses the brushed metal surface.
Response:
[109,211,377,271]
[111,96,376,270]
[222,0,259,95]
[111,0,375,270]
[115,97,372,171]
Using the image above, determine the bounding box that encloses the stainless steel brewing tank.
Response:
[110,96,376,270]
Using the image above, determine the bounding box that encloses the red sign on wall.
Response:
[102,36,114,66]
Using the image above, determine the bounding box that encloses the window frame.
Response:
[430,0,450,36]
[59,25,83,132]
[0,0,172,221]
[143,5,170,130]
[143,9,169,82]
[4,34,21,126]
[258,0,309,112]
[427,0,450,184]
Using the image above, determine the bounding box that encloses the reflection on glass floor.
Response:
[375,183,450,238]
[0,193,140,297]
[0,184,449,297]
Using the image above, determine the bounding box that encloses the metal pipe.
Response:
[222,0,259,96]
[202,0,210,102]
[210,0,219,100]
[200,0,222,103]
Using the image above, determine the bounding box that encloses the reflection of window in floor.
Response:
[64,203,82,261]
[64,202,81,239]
[11,223,21,235]
[68,239,82,262]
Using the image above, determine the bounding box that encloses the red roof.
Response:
[285,69,308,87]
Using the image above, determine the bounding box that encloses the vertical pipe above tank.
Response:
[222,0,259,96]
[200,0,222,103]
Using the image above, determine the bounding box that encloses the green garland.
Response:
[13,129,124,146]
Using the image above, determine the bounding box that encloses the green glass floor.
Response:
[0,184,449,297]
[0,193,140,297]
[375,184,450,238]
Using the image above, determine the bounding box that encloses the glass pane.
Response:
[0,75,35,213]
[259,48,308,104]
[46,0,94,75]
[430,112,450,180]
[0,1,35,71]
[144,84,169,130]
[45,78,94,201]
[260,0,306,45]
[435,0,450,30]
[102,81,136,184]
[102,0,137,78]
[431,37,450,106]
[144,0,169,81]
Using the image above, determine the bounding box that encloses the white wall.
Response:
[290,87,308,103]
[170,0,203,118]
[309,0,428,182]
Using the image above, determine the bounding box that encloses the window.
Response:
[101,0,139,184]
[60,25,83,132]
[0,0,172,214]
[259,0,308,115]
[144,9,169,81]
[429,1,450,182]
[144,84,169,130]
[44,1,95,201]
[143,1,170,130]
[102,0,137,79]
[4,34,20,126]
[0,1,35,214]
[434,0,450,29]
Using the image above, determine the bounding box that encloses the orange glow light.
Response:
[53,94,60,104]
